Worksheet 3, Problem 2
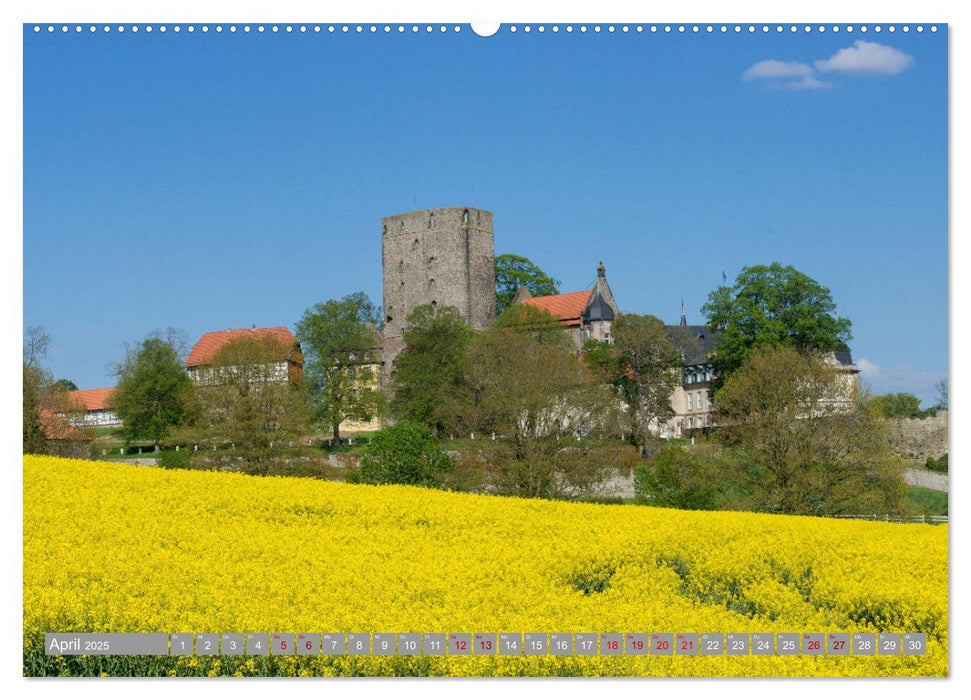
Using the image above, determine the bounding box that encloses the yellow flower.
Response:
[23,455,947,677]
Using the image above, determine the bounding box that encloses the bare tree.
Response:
[935,377,948,411]
[23,326,51,369]
[23,327,53,453]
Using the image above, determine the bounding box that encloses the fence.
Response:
[99,437,372,457]
[830,514,948,525]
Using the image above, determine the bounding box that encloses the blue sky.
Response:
[23,24,947,404]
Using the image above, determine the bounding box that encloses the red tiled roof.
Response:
[186,326,298,368]
[38,409,91,441]
[66,388,115,411]
[521,291,592,326]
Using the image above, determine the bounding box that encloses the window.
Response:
[687,393,693,411]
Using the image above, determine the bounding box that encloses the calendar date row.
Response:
[45,632,927,657]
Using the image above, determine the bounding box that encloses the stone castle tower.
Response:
[381,207,496,376]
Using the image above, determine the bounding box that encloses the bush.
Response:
[870,393,937,419]
[634,444,719,510]
[925,454,948,473]
[157,449,192,470]
[359,422,452,487]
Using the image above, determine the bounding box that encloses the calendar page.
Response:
[20,9,949,684]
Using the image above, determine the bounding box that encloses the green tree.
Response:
[925,454,948,473]
[390,304,473,436]
[714,346,906,516]
[189,334,311,476]
[113,333,194,448]
[701,263,852,388]
[634,444,719,510]
[594,314,682,448]
[494,253,560,316]
[491,302,575,351]
[50,378,78,392]
[296,292,383,443]
[869,392,934,419]
[462,329,613,498]
[358,421,452,487]
[23,362,48,454]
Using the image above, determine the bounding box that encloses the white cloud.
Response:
[784,75,833,90]
[743,60,814,80]
[856,358,882,378]
[815,40,914,75]
[856,357,944,406]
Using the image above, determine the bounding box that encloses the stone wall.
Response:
[887,411,948,461]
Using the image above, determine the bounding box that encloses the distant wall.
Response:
[887,411,948,461]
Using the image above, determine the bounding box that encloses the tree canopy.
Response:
[701,263,852,387]
[23,327,53,454]
[51,379,78,393]
[390,304,473,436]
[188,334,311,475]
[634,444,720,511]
[295,292,383,442]
[586,314,682,447]
[490,302,575,351]
[461,329,614,498]
[113,333,194,447]
[494,253,560,316]
[868,392,936,419]
[358,421,452,488]
[714,345,905,516]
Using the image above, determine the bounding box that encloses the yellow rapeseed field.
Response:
[23,456,947,677]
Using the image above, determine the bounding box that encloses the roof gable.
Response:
[186,326,298,368]
[582,288,615,323]
[666,325,721,366]
[65,388,115,411]
[521,291,592,326]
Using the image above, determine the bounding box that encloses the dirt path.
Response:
[903,468,948,492]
